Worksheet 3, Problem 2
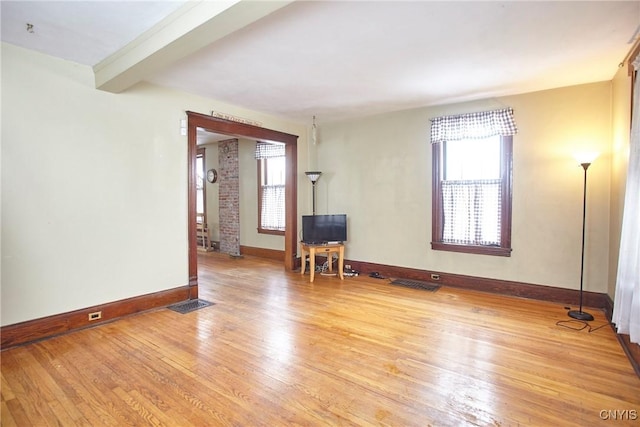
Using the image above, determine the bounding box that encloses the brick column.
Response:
[218,139,240,256]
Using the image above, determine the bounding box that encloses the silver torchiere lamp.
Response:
[305,171,322,215]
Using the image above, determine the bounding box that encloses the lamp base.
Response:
[568,310,594,321]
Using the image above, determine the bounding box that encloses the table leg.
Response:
[309,248,315,282]
[338,246,344,280]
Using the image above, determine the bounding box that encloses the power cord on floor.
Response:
[555,319,612,333]
[319,254,338,276]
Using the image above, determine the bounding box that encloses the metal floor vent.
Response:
[168,299,214,314]
[390,279,441,292]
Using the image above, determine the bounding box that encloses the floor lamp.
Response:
[568,153,598,321]
[305,171,322,215]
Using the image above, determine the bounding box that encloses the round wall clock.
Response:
[206,168,218,183]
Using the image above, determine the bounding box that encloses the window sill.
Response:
[431,242,512,257]
[258,228,285,236]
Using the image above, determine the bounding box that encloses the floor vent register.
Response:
[168,299,214,314]
[390,279,441,292]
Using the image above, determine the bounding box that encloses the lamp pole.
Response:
[311,181,317,215]
[568,162,594,321]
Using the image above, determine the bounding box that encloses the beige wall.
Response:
[201,137,289,251]
[1,40,629,326]
[238,138,289,250]
[201,141,220,242]
[609,65,633,298]
[1,43,307,326]
[316,82,613,292]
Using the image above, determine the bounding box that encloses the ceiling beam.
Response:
[94,0,293,93]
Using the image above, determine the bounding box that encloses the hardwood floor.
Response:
[2,252,639,426]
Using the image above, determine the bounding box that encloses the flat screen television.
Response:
[302,214,347,244]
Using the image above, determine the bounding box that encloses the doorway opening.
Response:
[186,111,299,298]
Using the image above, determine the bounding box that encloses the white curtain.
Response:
[261,185,285,231]
[441,179,501,245]
[612,57,640,344]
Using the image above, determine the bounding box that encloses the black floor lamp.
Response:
[305,171,322,215]
[568,153,598,321]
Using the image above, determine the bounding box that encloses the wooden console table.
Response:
[300,242,344,283]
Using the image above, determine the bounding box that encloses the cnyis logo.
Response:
[599,409,638,421]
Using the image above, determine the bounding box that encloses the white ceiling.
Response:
[0,1,188,66]
[2,1,639,126]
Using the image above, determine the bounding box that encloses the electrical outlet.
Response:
[345,264,352,270]
[88,311,102,321]
[430,274,440,280]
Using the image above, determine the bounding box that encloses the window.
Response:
[431,108,516,256]
[256,142,286,234]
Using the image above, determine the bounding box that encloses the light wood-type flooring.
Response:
[2,252,639,426]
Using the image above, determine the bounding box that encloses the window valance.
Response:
[430,108,517,143]
[255,142,285,159]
